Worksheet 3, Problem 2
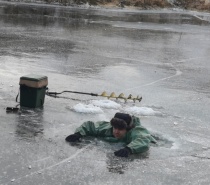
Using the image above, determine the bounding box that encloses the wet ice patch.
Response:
[125,106,162,116]
[72,103,103,114]
[91,100,121,109]
[174,122,179,125]
[152,134,174,148]
[171,142,180,150]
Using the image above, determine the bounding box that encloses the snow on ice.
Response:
[125,106,162,116]
[91,100,121,109]
[72,103,103,114]
[71,100,161,116]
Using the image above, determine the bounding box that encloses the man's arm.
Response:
[75,121,100,136]
[126,136,151,154]
[126,126,155,154]
[66,121,110,142]
[114,135,151,157]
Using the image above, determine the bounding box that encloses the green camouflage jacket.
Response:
[75,116,156,154]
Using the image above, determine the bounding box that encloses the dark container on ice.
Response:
[19,74,48,108]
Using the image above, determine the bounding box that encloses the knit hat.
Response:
[111,113,134,130]
[110,118,127,130]
[114,112,131,125]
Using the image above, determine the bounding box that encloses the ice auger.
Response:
[46,90,142,103]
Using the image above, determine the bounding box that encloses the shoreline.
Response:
[0,0,210,14]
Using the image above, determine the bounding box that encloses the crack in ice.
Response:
[4,145,90,184]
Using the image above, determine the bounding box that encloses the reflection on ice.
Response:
[15,108,44,141]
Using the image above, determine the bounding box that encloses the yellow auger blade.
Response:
[118,93,125,99]
[109,92,117,98]
[101,91,109,97]
[127,94,132,99]
[133,95,142,103]
[100,91,142,103]
[116,93,127,102]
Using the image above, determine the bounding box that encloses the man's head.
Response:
[111,118,127,139]
[110,113,133,139]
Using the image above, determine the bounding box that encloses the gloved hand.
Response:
[114,147,131,157]
[65,133,81,142]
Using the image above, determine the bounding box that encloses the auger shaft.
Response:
[47,90,98,97]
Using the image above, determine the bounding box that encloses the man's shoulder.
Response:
[131,116,141,126]
[96,121,111,129]
[96,121,113,136]
[129,125,151,136]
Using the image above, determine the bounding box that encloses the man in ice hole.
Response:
[65,113,156,157]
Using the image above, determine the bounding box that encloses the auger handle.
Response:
[47,91,98,96]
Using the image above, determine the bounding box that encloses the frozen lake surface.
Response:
[0,1,210,184]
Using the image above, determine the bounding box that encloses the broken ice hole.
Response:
[152,134,173,148]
